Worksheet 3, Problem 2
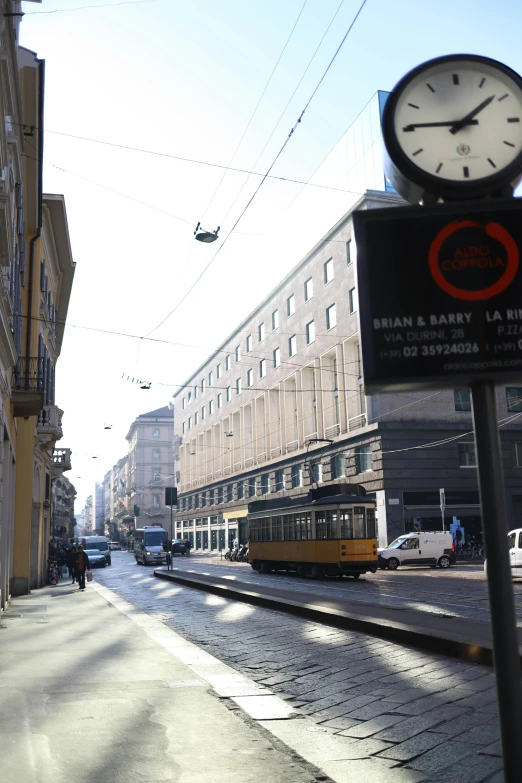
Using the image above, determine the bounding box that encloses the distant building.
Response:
[127,405,174,534]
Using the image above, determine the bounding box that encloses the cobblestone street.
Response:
[93,553,508,782]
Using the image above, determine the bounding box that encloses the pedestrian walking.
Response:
[184,537,192,556]
[73,545,91,591]
[57,547,67,579]
[67,545,77,584]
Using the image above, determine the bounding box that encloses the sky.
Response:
[20,0,522,508]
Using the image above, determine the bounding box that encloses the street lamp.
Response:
[194,222,220,243]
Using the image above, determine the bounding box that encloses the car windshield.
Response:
[144,531,165,547]
[388,536,409,549]
[86,550,101,556]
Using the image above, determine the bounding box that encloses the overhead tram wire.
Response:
[25,0,158,14]
[145,0,369,338]
[218,0,348,229]
[198,0,309,225]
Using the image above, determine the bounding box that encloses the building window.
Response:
[458,442,477,467]
[153,428,160,438]
[247,369,253,387]
[217,364,222,379]
[217,393,222,409]
[272,309,279,330]
[289,335,297,357]
[209,489,214,505]
[259,322,265,342]
[287,294,295,316]
[182,397,186,409]
[235,345,241,362]
[516,443,522,467]
[152,495,161,508]
[152,448,160,460]
[194,411,198,426]
[349,287,359,313]
[310,462,322,483]
[273,347,280,368]
[182,422,186,434]
[330,453,345,479]
[201,406,206,420]
[226,386,232,402]
[346,239,352,265]
[355,445,372,473]
[454,389,471,412]
[188,417,192,430]
[218,486,224,504]
[326,303,337,330]
[201,492,206,508]
[237,482,244,500]
[226,355,231,371]
[260,473,269,494]
[153,470,161,482]
[274,469,284,492]
[304,277,313,302]
[194,385,199,400]
[209,399,214,415]
[291,464,301,488]
[306,320,315,345]
[324,258,334,284]
[246,334,252,353]
[248,478,256,497]
[188,391,192,404]
[236,378,241,395]
[201,378,206,392]
[226,483,233,502]
[260,359,266,378]
[506,387,522,412]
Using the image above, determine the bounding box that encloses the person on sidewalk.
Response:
[67,546,77,584]
[74,546,91,591]
[183,537,191,556]
[57,547,67,579]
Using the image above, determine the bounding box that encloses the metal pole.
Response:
[471,381,522,783]
[169,502,173,571]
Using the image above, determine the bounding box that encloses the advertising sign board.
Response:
[354,198,522,392]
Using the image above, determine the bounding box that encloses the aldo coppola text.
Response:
[441,245,504,271]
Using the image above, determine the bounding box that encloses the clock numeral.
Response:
[412,148,423,156]
[426,83,435,93]
[463,166,470,178]
[436,163,443,174]
[479,77,486,89]
[499,94,509,101]
[408,103,420,109]
[488,158,497,168]
[504,140,516,147]
[452,74,459,85]
[507,118,520,123]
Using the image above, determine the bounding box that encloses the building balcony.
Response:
[11,357,45,417]
[52,448,72,474]
[37,405,63,440]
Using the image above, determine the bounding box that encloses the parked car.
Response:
[108,541,122,551]
[378,532,456,570]
[80,536,111,566]
[171,539,187,556]
[484,528,522,578]
[84,549,107,568]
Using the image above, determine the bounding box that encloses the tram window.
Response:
[261,518,271,541]
[272,516,283,541]
[283,514,295,541]
[340,510,353,538]
[302,513,312,539]
[367,508,376,538]
[353,507,366,538]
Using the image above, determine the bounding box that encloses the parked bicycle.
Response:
[47,559,60,586]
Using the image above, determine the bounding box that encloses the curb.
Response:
[154,568,520,669]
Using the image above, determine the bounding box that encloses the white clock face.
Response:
[394,60,522,183]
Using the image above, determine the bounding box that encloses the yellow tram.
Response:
[248,483,378,578]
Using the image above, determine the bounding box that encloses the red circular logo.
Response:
[428,220,519,301]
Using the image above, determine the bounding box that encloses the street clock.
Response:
[382,54,522,202]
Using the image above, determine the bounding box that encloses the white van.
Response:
[80,536,111,566]
[378,532,456,570]
[484,528,522,578]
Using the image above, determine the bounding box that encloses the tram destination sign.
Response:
[354,198,522,392]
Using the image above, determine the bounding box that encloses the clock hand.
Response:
[449,94,496,135]
[403,120,479,132]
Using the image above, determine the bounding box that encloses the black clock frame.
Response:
[382,53,522,202]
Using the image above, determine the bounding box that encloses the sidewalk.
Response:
[0,580,321,783]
